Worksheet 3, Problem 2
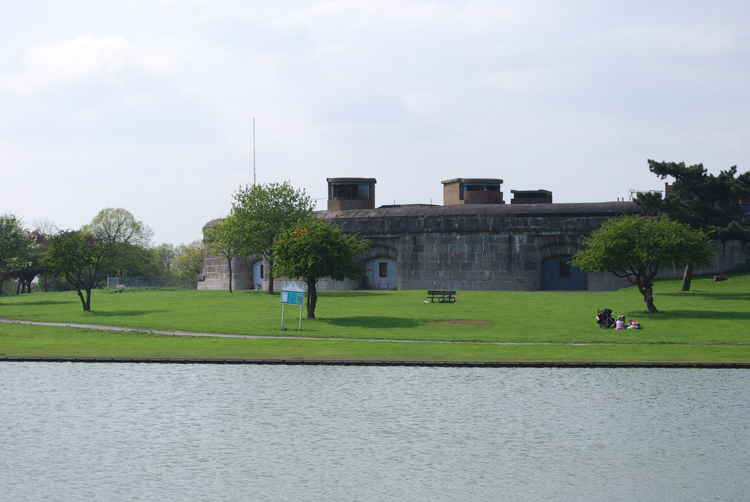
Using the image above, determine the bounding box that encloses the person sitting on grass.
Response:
[614,315,627,330]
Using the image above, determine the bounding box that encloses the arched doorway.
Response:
[542,256,586,290]
[365,258,398,289]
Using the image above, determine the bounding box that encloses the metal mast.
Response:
[252,116,256,186]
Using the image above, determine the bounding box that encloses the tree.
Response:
[173,240,207,288]
[29,224,57,292]
[84,208,153,247]
[274,218,369,319]
[113,243,162,279]
[44,231,108,311]
[636,160,750,291]
[231,182,314,294]
[0,215,33,295]
[572,215,712,313]
[204,217,243,293]
[84,208,153,280]
[14,230,49,294]
[153,243,176,277]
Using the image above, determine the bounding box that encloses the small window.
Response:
[379,262,388,277]
[260,264,264,279]
[331,183,368,200]
[559,260,571,278]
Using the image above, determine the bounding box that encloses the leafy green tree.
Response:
[0,215,33,295]
[204,216,243,293]
[84,208,153,281]
[153,243,176,278]
[636,160,750,290]
[274,218,369,319]
[573,215,712,313]
[173,240,207,288]
[26,220,60,292]
[44,231,108,311]
[13,230,50,294]
[231,182,314,294]
[112,243,162,279]
[84,208,153,247]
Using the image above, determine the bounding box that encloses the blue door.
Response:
[542,256,586,290]
[366,258,398,289]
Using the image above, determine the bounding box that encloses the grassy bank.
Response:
[1,274,749,363]
[3,324,750,364]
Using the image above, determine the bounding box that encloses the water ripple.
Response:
[1,363,749,501]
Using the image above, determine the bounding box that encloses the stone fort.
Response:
[199,177,748,292]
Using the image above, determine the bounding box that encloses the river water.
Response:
[1,363,748,501]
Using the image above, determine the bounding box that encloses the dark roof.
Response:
[319,201,639,219]
[441,178,503,185]
[327,178,377,183]
[511,189,552,195]
[377,204,440,209]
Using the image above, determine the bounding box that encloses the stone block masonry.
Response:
[200,201,749,292]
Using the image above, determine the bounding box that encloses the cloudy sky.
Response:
[2,1,748,245]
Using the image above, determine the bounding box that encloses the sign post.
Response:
[280,288,304,330]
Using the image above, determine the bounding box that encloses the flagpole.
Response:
[252,116,256,186]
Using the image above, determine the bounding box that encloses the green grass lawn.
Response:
[2,323,750,363]
[1,274,749,363]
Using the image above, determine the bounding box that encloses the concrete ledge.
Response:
[1,357,749,369]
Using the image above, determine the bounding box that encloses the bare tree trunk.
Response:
[306,278,317,319]
[226,256,233,293]
[681,263,693,292]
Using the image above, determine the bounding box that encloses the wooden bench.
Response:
[426,290,456,303]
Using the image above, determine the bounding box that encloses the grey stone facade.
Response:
[320,202,637,291]
[199,201,749,292]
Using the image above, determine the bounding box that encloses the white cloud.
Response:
[605,24,740,56]
[0,35,175,93]
[1,0,748,244]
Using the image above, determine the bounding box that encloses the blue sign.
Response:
[281,290,304,305]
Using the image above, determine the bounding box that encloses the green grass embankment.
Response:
[2,323,750,363]
[1,274,749,363]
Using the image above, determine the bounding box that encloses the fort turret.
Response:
[441,178,504,205]
[327,178,377,211]
[510,189,553,204]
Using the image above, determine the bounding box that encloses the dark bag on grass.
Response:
[595,309,615,329]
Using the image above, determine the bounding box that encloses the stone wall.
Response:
[198,254,359,292]
[197,255,250,291]
[321,203,637,291]
[199,201,749,292]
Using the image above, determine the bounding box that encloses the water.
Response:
[1,363,749,501]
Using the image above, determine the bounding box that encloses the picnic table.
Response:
[426,290,456,303]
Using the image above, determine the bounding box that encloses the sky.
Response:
[2,0,748,245]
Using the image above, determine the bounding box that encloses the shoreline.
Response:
[2,356,749,368]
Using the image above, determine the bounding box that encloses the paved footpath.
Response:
[2,318,749,348]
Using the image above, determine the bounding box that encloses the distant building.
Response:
[199,176,748,292]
